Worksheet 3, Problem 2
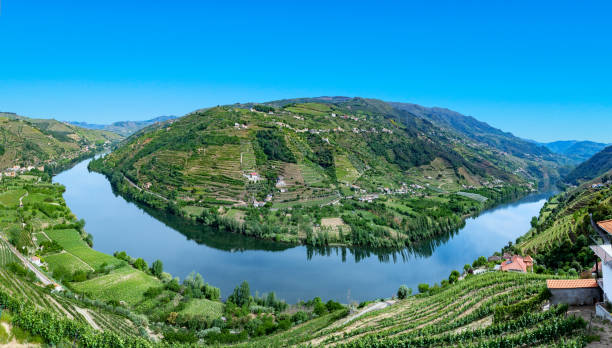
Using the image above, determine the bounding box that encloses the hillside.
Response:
[70,116,177,137]
[387,101,572,187]
[564,145,612,184]
[542,140,609,164]
[0,125,598,347]
[0,112,122,173]
[90,98,542,248]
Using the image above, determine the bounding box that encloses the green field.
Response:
[44,252,93,273]
[45,229,120,269]
[179,298,225,320]
[0,189,26,207]
[71,266,161,305]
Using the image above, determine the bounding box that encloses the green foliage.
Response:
[228,281,251,307]
[417,283,430,294]
[253,105,275,113]
[150,259,163,278]
[397,285,411,299]
[255,130,296,163]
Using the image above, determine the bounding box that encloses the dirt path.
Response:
[342,301,395,326]
[18,191,28,207]
[74,307,101,331]
[569,306,612,347]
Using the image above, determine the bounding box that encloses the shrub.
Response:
[397,285,411,299]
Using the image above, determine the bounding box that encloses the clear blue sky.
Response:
[1,1,610,142]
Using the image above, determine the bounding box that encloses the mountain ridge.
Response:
[69,115,177,136]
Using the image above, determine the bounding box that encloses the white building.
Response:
[591,220,612,302]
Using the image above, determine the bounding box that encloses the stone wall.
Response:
[549,288,602,305]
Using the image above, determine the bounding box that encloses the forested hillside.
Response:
[543,140,609,164]
[564,145,612,184]
[90,98,544,248]
[0,112,121,172]
[388,101,571,186]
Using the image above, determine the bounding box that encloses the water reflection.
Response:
[56,158,554,302]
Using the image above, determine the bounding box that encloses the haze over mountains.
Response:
[540,140,610,164]
[69,115,177,137]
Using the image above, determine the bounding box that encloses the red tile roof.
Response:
[501,255,527,272]
[597,220,612,235]
[546,279,598,289]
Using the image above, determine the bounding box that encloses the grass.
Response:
[0,189,26,207]
[335,155,360,184]
[179,298,224,320]
[182,205,205,217]
[44,252,93,273]
[44,229,120,269]
[70,266,161,305]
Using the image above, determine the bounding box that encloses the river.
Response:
[54,158,552,303]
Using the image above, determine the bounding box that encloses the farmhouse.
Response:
[500,255,533,273]
[546,279,601,305]
[245,172,261,182]
[30,256,42,267]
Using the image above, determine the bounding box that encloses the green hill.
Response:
[90,98,550,248]
[542,140,609,164]
[0,169,594,347]
[564,145,612,184]
[70,116,177,137]
[0,112,122,172]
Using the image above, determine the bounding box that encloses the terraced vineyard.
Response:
[234,272,589,347]
[90,98,540,248]
[0,239,17,266]
[0,267,140,338]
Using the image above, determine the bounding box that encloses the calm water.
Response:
[54,158,552,303]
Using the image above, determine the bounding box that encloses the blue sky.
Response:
[0,1,610,142]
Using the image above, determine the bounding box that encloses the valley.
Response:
[0,98,610,347]
[89,98,563,249]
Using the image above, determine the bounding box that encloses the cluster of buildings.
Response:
[1,165,45,178]
[537,219,612,321]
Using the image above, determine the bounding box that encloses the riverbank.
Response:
[56,158,551,302]
[88,156,531,250]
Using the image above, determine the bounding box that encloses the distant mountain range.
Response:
[540,140,609,164]
[0,112,121,171]
[564,145,612,184]
[69,116,177,137]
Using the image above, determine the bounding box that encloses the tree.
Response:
[531,216,539,229]
[449,270,460,284]
[472,256,487,268]
[150,260,164,278]
[464,264,472,272]
[133,258,148,271]
[229,281,251,307]
[418,283,429,294]
[397,285,411,299]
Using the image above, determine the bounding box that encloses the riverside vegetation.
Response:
[1,98,609,346]
[88,98,569,249]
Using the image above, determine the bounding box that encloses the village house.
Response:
[488,255,502,262]
[500,255,533,273]
[143,182,152,190]
[358,194,379,203]
[245,172,261,182]
[30,256,42,267]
